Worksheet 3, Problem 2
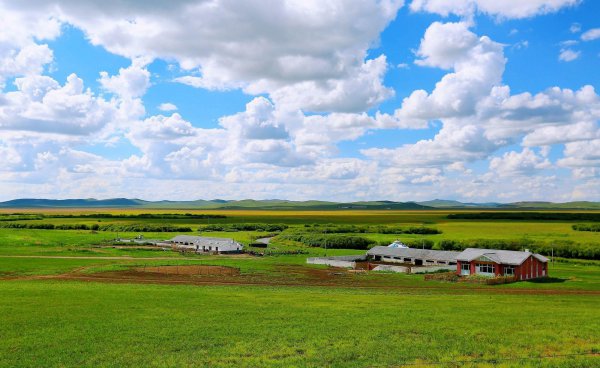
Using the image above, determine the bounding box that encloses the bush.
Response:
[278,233,376,250]
[436,238,600,260]
[448,212,600,221]
[0,223,192,232]
[98,224,192,232]
[572,224,600,232]
[200,223,288,232]
[300,224,441,235]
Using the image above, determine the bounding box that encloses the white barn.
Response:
[366,246,459,266]
[170,235,243,254]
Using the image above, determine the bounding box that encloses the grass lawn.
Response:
[0,280,598,368]
[0,209,599,367]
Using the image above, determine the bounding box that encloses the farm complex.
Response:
[0,208,598,367]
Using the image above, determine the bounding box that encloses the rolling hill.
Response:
[0,198,599,210]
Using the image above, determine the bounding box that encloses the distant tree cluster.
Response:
[299,224,441,235]
[279,233,376,250]
[448,212,600,221]
[200,223,288,232]
[46,213,226,219]
[0,215,44,221]
[0,223,192,232]
[437,239,600,260]
[572,224,600,232]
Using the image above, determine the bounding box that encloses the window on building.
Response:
[476,263,495,275]
[504,265,515,276]
[461,263,470,271]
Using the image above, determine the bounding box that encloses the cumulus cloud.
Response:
[157,103,177,112]
[0,73,116,135]
[382,22,505,130]
[489,148,551,176]
[99,59,151,99]
[409,0,579,19]
[0,3,60,85]
[581,28,600,41]
[0,0,598,202]
[4,0,402,113]
[558,48,581,62]
[363,20,600,185]
[558,139,600,177]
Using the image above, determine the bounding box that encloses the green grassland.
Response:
[0,281,598,367]
[0,209,599,367]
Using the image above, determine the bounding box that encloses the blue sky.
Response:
[0,0,598,202]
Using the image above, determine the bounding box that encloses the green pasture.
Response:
[0,280,598,368]
[0,209,600,367]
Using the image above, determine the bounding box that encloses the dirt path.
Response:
[5,265,598,296]
[0,254,249,261]
[2,256,599,295]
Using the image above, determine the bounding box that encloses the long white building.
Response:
[170,235,243,254]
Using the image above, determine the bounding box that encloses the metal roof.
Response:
[170,235,242,251]
[456,248,548,265]
[367,246,459,262]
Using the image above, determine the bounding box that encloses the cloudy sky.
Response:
[0,0,599,202]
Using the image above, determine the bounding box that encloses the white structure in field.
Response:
[170,235,243,254]
[366,246,459,266]
[388,240,409,248]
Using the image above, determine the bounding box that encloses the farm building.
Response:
[456,248,548,280]
[170,235,243,254]
[366,246,459,266]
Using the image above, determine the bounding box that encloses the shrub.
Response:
[572,224,600,232]
[448,212,600,221]
[278,233,376,250]
[200,223,288,232]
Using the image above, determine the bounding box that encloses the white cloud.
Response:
[0,3,60,85]
[581,28,600,41]
[570,22,581,33]
[558,139,600,173]
[559,48,581,62]
[489,148,551,176]
[362,21,600,185]
[409,0,579,19]
[394,22,505,126]
[7,0,402,113]
[0,1,598,202]
[0,73,116,135]
[266,55,394,113]
[158,103,177,112]
[99,59,151,99]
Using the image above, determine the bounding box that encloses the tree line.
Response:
[448,212,600,221]
[0,223,193,232]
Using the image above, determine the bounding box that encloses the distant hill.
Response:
[418,199,600,210]
[502,201,600,209]
[0,198,599,210]
[0,198,146,208]
[417,199,504,208]
[0,198,429,210]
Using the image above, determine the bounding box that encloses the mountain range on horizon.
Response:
[1,198,600,210]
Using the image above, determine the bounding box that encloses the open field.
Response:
[0,280,598,367]
[1,209,599,367]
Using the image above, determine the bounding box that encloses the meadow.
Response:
[0,209,599,367]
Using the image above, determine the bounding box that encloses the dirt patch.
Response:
[5,263,599,296]
[136,265,240,276]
